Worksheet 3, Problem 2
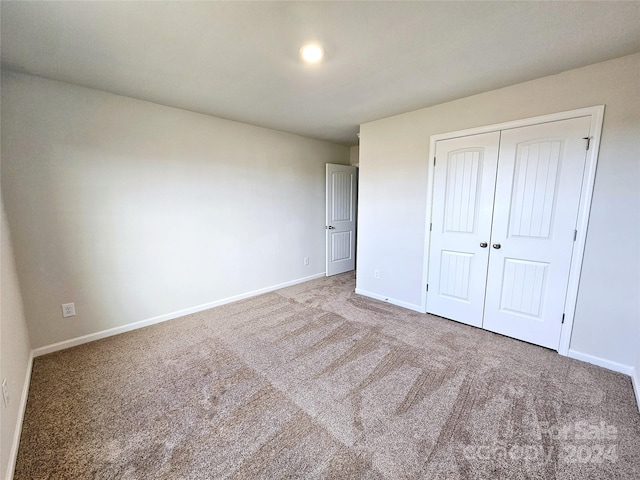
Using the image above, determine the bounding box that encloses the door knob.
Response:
[326,226,335,230]
[480,242,488,248]
[492,243,501,249]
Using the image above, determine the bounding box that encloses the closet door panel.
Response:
[426,132,500,327]
[482,116,591,348]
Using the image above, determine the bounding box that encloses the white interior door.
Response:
[326,164,357,276]
[483,116,590,349]
[426,132,500,327]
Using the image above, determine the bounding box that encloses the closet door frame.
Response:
[422,106,605,355]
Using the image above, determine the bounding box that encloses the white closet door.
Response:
[483,117,590,349]
[426,132,500,327]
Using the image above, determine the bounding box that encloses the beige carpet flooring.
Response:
[15,272,640,479]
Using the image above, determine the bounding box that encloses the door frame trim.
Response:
[421,106,605,355]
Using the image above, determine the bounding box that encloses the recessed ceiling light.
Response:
[300,43,324,63]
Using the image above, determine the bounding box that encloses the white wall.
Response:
[1,72,349,349]
[0,198,32,480]
[357,53,640,368]
[349,146,360,166]
[635,324,640,410]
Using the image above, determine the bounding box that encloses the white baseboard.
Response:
[631,367,640,413]
[355,288,424,313]
[33,272,326,357]
[556,349,640,412]
[559,350,640,412]
[567,349,634,376]
[5,351,33,480]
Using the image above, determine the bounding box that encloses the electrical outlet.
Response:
[1,379,9,407]
[303,257,310,266]
[62,302,76,318]
[374,269,380,279]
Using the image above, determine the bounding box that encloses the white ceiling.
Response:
[2,1,639,146]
